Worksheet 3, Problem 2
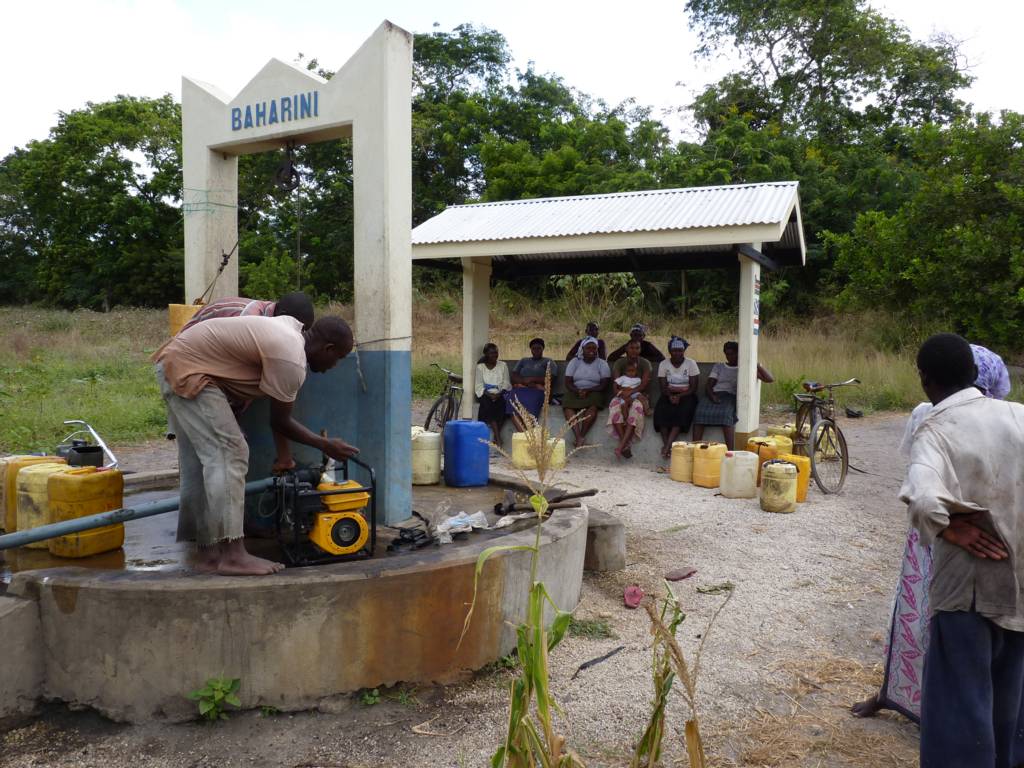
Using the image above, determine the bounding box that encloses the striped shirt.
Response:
[180,297,276,333]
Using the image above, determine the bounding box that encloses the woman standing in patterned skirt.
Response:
[852,343,1012,722]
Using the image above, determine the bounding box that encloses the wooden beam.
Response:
[735,243,780,272]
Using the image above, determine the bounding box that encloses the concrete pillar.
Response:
[735,244,762,448]
[182,79,239,303]
[460,258,492,418]
[181,22,414,524]
[350,25,413,523]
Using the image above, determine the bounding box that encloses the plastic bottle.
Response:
[511,432,536,470]
[47,467,125,558]
[16,463,75,548]
[511,430,565,471]
[443,420,490,487]
[692,442,727,489]
[720,451,758,498]
[670,442,693,483]
[760,460,798,513]
[2,455,66,533]
[411,427,442,485]
[746,437,779,486]
[777,453,811,503]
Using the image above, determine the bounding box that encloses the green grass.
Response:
[481,652,520,675]
[411,356,460,400]
[0,307,168,453]
[567,617,616,640]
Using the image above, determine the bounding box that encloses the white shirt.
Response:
[475,361,511,398]
[899,402,933,458]
[658,358,699,388]
[565,356,611,390]
[709,363,739,395]
[899,388,1024,630]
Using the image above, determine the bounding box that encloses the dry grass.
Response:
[1,299,1019,450]
[705,653,918,768]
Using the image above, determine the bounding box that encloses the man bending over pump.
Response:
[153,314,359,576]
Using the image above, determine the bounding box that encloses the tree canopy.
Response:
[0,14,1020,350]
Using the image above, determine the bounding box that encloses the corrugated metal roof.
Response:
[412,181,799,245]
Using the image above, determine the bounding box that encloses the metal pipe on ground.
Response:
[0,478,276,551]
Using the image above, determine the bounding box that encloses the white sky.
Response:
[2,0,1022,155]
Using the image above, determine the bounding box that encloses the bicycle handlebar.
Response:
[802,377,860,393]
[431,362,463,383]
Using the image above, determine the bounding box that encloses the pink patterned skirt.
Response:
[606,396,646,439]
[878,526,932,723]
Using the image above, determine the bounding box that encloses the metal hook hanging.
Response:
[274,140,301,192]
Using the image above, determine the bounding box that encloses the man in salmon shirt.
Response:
[153,314,358,576]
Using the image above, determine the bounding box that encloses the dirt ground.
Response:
[1,411,921,768]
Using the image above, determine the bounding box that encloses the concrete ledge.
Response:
[584,508,626,572]
[0,596,43,728]
[123,469,179,492]
[8,506,587,723]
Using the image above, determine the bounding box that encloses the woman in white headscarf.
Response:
[561,337,611,448]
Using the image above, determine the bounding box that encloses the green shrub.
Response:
[187,677,241,722]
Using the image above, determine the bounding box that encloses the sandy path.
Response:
[2,413,921,768]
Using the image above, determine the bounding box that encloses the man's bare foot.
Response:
[217,540,284,576]
[194,547,220,574]
[850,693,882,718]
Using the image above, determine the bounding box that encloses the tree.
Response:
[830,112,1024,348]
[686,0,971,139]
[411,24,512,224]
[0,95,183,308]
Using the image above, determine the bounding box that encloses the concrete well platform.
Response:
[0,484,588,723]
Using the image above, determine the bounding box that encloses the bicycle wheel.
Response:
[424,395,452,432]
[809,419,848,494]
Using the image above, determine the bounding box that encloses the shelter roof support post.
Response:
[460,258,492,419]
[735,244,762,449]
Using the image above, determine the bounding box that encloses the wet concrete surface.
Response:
[0,484,517,591]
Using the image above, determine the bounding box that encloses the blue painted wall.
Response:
[239,350,412,526]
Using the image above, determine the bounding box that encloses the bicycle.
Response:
[792,377,860,494]
[424,363,463,432]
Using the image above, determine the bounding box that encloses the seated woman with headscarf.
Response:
[566,321,607,361]
[475,343,512,448]
[654,336,700,458]
[561,336,611,448]
[606,339,652,459]
[506,337,555,431]
[607,323,665,366]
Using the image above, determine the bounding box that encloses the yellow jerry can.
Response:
[3,456,67,534]
[16,463,75,548]
[47,467,125,558]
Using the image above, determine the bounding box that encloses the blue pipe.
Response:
[0,477,276,551]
